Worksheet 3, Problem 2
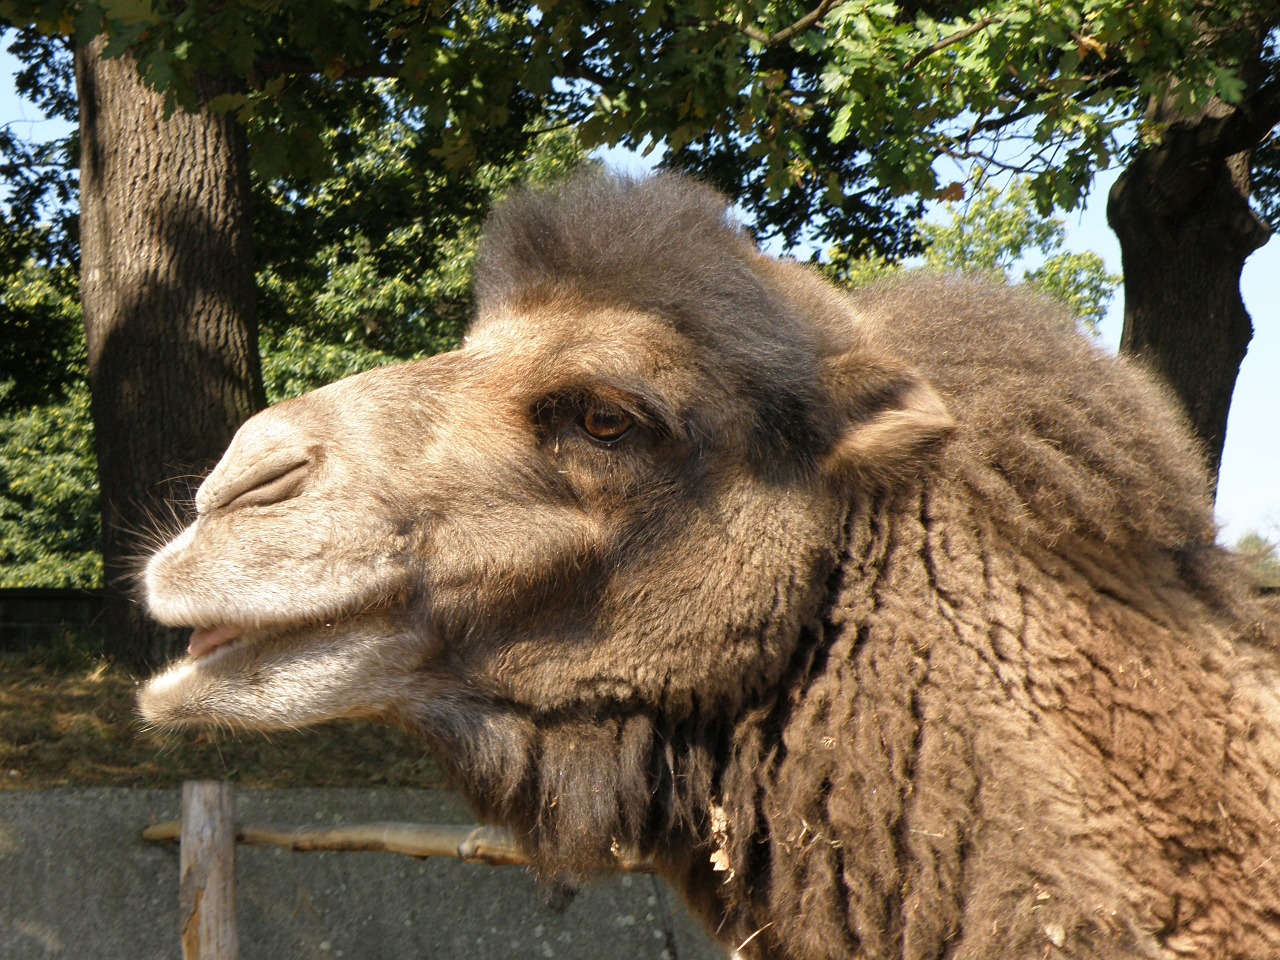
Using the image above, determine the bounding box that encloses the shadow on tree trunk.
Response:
[76,39,264,670]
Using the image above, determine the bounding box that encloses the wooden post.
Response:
[179,780,239,960]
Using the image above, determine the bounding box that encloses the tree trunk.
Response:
[76,39,264,669]
[1108,128,1268,488]
[1105,6,1278,492]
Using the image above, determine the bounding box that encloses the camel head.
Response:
[139,174,951,734]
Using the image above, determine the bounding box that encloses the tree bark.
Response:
[76,39,264,669]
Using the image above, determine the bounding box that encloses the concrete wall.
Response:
[0,788,724,960]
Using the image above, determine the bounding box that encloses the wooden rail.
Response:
[143,780,651,960]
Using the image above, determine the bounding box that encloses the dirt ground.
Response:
[0,640,445,790]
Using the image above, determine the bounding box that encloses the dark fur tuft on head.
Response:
[476,171,749,318]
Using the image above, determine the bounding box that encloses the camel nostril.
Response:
[198,451,315,513]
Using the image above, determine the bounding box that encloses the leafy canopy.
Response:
[0,381,100,588]
[252,79,585,389]
[1,1,1264,256]
[539,0,1269,244]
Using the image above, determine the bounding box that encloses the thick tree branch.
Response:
[961,75,1124,141]
[0,160,74,172]
[738,0,848,46]
[1195,75,1280,159]
[904,16,999,71]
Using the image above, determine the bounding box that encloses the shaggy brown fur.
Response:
[140,173,1280,959]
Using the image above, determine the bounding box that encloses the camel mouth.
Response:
[178,618,339,664]
[161,599,409,676]
[188,625,245,659]
[172,592,402,664]
[140,613,420,732]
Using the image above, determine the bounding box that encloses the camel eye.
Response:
[580,402,634,444]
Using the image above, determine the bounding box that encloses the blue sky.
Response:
[2,57,1274,542]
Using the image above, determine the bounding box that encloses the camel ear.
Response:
[820,351,955,486]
